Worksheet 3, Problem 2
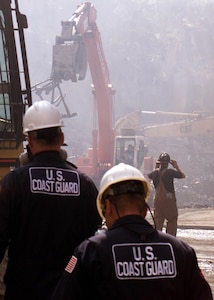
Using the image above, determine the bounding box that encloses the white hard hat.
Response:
[96,163,151,219]
[23,100,64,134]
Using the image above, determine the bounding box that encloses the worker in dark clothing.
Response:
[148,152,185,236]
[0,101,102,300]
[50,163,213,300]
[124,144,134,165]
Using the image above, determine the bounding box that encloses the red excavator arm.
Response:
[32,3,150,181]
[51,2,115,181]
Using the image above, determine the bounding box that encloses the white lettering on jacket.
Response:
[29,167,80,196]
[112,243,177,280]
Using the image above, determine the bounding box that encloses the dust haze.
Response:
[18,0,214,207]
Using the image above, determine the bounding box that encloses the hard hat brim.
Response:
[96,177,151,220]
[156,160,169,164]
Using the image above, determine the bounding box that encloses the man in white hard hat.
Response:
[0,101,102,300]
[51,163,213,300]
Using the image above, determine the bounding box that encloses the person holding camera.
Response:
[148,152,185,236]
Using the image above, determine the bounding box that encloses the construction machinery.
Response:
[142,111,214,137]
[113,109,214,173]
[34,2,147,184]
[0,0,32,180]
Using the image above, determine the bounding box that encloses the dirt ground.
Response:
[178,207,214,229]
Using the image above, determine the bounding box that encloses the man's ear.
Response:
[27,136,33,150]
[61,132,64,145]
[105,199,113,215]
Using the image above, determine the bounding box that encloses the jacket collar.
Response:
[109,215,155,237]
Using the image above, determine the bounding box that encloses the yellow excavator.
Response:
[0,0,32,180]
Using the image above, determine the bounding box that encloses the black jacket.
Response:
[148,168,183,193]
[0,151,102,300]
[51,215,213,300]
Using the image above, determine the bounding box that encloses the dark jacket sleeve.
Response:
[80,173,102,234]
[50,240,92,300]
[186,247,213,299]
[0,174,13,262]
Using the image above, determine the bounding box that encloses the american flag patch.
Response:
[65,255,77,273]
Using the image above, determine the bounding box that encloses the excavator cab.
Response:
[114,129,147,171]
[0,0,32,179]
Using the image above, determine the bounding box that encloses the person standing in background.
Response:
[0,101,102,300]
[148,152,185,236]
